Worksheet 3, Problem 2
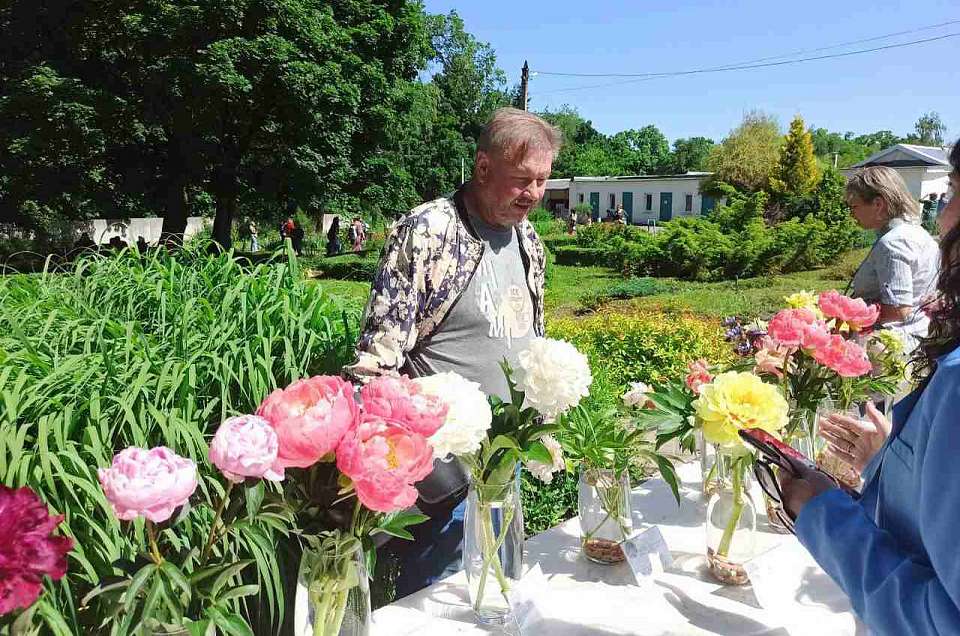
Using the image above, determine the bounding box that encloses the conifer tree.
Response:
[772,115,821,198]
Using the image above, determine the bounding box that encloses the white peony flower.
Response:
[514,337,592,420]
[525,435,565,484]
[414,372,492,459]
[622,381,652,408]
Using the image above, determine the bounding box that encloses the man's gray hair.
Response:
[846,166,921,222]
[477,107,563,162]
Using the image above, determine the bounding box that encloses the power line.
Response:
[533,31,959,96]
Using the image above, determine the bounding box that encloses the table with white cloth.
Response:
[372,462,866,636]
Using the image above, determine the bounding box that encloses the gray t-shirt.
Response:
[405,212,534,401]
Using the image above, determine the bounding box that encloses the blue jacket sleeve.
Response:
[795,376,960,636]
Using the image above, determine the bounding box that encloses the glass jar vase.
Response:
[578,465,633,564]
[296,533,370,636]
[705,453,757,586]
[698,429,720,499]
[463,469,524,625]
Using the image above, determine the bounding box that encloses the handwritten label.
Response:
[623,526,673,586]
[507,564,550,630]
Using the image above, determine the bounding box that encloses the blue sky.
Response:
[422,0,959,144]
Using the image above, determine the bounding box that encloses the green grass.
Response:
[545,265,620,316]
[310,278,370,312]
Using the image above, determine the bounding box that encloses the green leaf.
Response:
[210,560,252,601]
[185,619,213,636]
[208,608,254,636]
[123,563,157,614]
[160,561,192,602]
[245,481,265,521]
[523,440,552,465]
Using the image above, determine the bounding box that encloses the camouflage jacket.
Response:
[343,187,546,382]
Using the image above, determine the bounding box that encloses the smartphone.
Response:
[738,428,817,472]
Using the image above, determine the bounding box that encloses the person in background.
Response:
[846,166,939,354]
[921,193,938,232]
[616,203,627,225]
[779,140,960,636]
[937,191,949,217]
[136,236,148,253]
[344,107,558,599]
[280,217,294,242]
[249,221,259,252]
[291,222,304,256]
[325,216,341,256]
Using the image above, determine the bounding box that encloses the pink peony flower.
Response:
[209,415,284,483]
[754,337,792,379]
[336,414,434,513]
[257,375,359,470]
[685,359,714,395]
[98,447,198,523]
[812,334,873,378]
[0,486,73,615]
[818,291,880,331]
[360,375,448,438]
[766,308,831,350]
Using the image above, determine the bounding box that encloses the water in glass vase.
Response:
[578,466,633,564]
[463,475,524,625]
[705,455,757,586]
[297,533,371,636]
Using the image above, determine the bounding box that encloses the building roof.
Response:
[545,178,570,190]
[571,172,713,183]
[850,144,951,169]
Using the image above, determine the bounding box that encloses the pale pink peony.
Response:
[818,291,880,331]
[209,415,284,483]
[360,375,448,438]
[257,375,358,471]
[766,308,831,350]
[336,414,434,513]
[98,447,198,523]
[754,337,792,379]
[685,359,714,395]
[812,334,873,377]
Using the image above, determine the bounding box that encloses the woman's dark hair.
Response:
[914,140,960,380]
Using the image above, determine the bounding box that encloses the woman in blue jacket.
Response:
[780,141,960,635]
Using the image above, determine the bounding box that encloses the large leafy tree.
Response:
[0,1,432,246]
[665,137,715,174]
[610,125,670,175]
[707,111,782,192]
[909,111,946,146]
[771,115,820,199]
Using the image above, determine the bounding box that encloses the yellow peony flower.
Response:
[784,290,824,319]
[693,371,789,450]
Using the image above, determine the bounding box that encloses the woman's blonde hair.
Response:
[845,166,920,222]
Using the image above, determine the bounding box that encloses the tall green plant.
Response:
[0,244,358,634]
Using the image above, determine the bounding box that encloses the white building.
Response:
[553,172,718,224]
[842,144,951,201]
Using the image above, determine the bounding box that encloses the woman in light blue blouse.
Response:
[846,166,940,353]
[779,142,960,635]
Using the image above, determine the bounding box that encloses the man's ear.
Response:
[475,151,489,183]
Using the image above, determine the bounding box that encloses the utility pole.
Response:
[520,61,530,111]
[833,152,839,168]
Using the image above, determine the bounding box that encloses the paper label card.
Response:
[623,526,673,586]
[507,564,551,631]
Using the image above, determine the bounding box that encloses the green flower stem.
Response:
[717,458,745,558]
[583,477,629,543]
[146,520,163,565]
[201,480,234,564]
[472,498,515,615]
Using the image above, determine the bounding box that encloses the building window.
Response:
[645,194,653,211]
[578,193,584,203]
[685,194,693,212]
[609,193,616,210]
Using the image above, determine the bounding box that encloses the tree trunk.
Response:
[211,166,239,250]
[161,175,189,245]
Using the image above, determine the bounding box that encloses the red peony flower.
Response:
[818,290,880,331]
[0,485,73,615]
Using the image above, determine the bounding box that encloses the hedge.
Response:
[552,245,610,267]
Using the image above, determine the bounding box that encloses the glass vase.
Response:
[463,469,524,625]
[578,465,633,564]
[705,453,757,586]
[764,407,820,534]
[299,534,370,636]
[698,429,720,499]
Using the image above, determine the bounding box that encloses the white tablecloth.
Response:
[372,463,865,636]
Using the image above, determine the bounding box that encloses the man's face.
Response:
[474,148,553,228]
